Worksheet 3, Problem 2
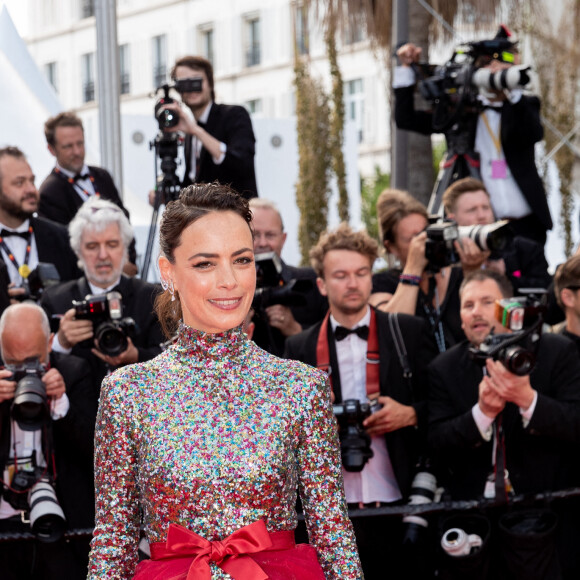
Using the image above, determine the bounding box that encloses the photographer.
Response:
[0,147,81,305]
[428,270,580,577]
[159,55,258,199]
[38,112,138,275]
[394,26,552,245]
[249,198,327,356]
[553,254,580,354]
[371,189,467,351]
[443,177,551,293]
[40,197,163,397]
[0,302,95,579]
[285,223,433,579]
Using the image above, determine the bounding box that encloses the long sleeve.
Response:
[88,374,141,579]
[295,372,363,579]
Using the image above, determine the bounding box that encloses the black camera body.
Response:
[8,357,49,431]
[154,84,179,131]
[252,252,308,311]
[73,291,136,357]
[333,398,381,472]
[469,290,546,376]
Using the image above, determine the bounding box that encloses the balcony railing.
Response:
[83,81,95,103]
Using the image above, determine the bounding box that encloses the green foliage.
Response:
[294,56,332,266]
[361,166,390,242]
[432,139,447,180]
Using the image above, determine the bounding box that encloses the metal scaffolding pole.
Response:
[392,0,408,189]
[95,0,123,196]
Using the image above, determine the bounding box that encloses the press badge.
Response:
[491,159,508,179]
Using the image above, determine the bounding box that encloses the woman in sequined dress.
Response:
[87,184,363,580]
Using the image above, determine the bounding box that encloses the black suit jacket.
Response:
[31,216,82,283]
[38,167,137,264]
[0,352,96,529]
[183,103,258,199]
[395,85,552,232]
[252,261,328,356]
[428,336,580,500]
[40,275,163,396]
[502,235,551,293]
[285,309,433,496]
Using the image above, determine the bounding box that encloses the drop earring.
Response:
[161,278,176,301]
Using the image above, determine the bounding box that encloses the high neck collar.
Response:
[175,322,248,360]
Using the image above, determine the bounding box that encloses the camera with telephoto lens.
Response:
[402,462,439,546]
[333,398,381,472]
[154,84,179,131]
[469,289,547,376]
[425,218,513,271]
[3,463,66,543]
[252,252,309,311]
[441,528,483,557]
[72,291,136,357]
[13,262,61,303]
[413,26,531,133]
[7,357,49,431]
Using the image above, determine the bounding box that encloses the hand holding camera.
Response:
[57,307,94,350]
[363,395,418,436]
[0,368,16,403]
[91,335,138,368]
[483,358,535,410]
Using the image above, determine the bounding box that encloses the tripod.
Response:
[141,133,182,280]
[427,128,482,217]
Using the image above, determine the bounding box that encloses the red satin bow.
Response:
[151,520,277,580]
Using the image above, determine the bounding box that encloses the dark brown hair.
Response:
[155,182,252,337]
[309,222,378,278]
[0,146,27,189]
[376,188,428,245]
[171,55,215,102]
[554,254,580,309]
[44,112,84,147]
[442,177,489,214]
[459,269,513,301]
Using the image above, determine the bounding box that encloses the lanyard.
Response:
[53,167,99,202]
[316,308,380,397]
[481,111,503,157]
[0,226,33,279]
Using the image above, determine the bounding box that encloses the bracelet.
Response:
[399,273,421,286]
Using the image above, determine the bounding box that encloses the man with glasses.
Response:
[160,55,258,199]
[249,198,327,355]
[554,253,580,354]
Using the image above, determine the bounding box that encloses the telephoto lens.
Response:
[29,477,66,543]
[441,527,483,557]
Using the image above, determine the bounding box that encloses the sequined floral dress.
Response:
[88,323,363,579]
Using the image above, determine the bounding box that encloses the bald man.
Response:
[0,303,95,579]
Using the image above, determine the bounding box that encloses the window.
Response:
[345,79,364,143]
[199,26,214,65]
[44,62,58,93]
[81,0,95,19]
[82,52,95,103]
[152,34,167,88]
[294,5,309,55]
[245,16,261,67]
[245,99,262,114]
[344,19,365,45]
[119,44,130,95]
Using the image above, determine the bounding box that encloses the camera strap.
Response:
[0,226,33,280]
[53,167,99,202]
[387,313,415,400]
[316,308,380,399]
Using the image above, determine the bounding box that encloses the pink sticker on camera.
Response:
[491,159,508,179]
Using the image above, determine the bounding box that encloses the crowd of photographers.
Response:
[1,34,580,580]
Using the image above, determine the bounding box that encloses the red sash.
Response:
[148,520,295,580]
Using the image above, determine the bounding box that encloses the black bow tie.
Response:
[0,229,30,239]
[74,173,90,181]
[334,325,369,341]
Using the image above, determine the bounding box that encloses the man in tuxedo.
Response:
[442,177,551,293]
[38,112,137,273]
[0,146,80,304]
[40,197,163,397]
[395,27,551,245]
[285,223,432,579]
[0,302,95,579]
[249,198,327,356]
[161,55,258,199]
